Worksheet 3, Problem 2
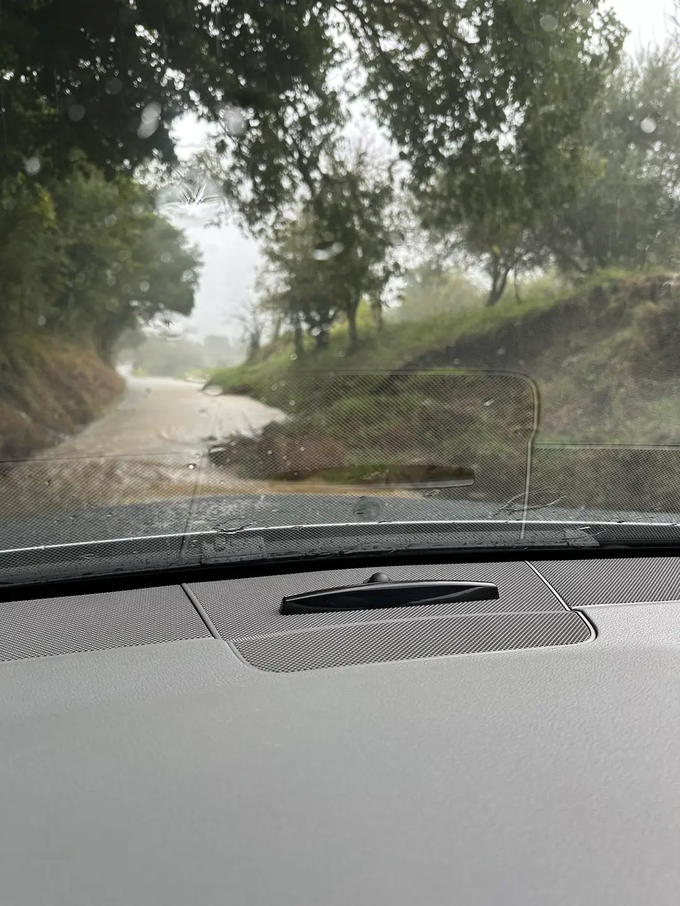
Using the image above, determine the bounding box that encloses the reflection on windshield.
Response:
[2,0,680,578]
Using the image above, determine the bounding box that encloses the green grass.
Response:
[209,269,648,414]
[205,269,680,509]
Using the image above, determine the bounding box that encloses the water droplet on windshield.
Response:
[24,156,41,175]
[160,251,172,264]
[143,388,151,397]
[574,1,592,16]
[312,241,344,261]
[137,102,161,139]
[149,313,187,342]
[353,496,383,521]
[104,77,122,96]
[131,203,145,217]
[103,213,117,227]
[139,280,150,292]
[289,400,296,407]
[640,117,657,134]
[540,14,558,32]
[106,275,116,286]
[290,353,298,361]
[187,462,197,470]
[37,315,46,327]
[218,102,247,136]
[484,399,494,407]
[68,104,86,122]
[156,172,225,227]
[111,262,122,274]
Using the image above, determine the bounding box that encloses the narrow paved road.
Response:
[35,376,284,460]
[4,377,285,520]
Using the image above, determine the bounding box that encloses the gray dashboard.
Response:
[0,557,678,904]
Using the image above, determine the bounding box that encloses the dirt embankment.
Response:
[0,337,124,462]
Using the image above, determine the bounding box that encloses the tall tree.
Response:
[1,0,624,227]
[541,44,680,274]
[0,162,200,359]
[259,147,399,350]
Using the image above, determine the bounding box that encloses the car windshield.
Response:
[1,0,679,584]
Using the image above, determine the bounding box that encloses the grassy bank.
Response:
[0,336,124,461]
[210,270,680,443]
[208,271,680,512]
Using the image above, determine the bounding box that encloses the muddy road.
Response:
[2,377,285,520]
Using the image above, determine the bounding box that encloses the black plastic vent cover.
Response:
[0,586,210,662]
[233,610,593,672]
[188,560,563,641]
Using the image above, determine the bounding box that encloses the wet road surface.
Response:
[2,377,285,522]
[34,376,284,460]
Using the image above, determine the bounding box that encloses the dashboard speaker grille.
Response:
[531,557,680,607]
[0,586,210,662]
[188,560,564,641]
[233,610,593,672]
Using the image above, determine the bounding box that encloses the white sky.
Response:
[180,0,676,340]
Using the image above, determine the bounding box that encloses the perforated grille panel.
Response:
[188,560,564,641]
[0,586,210,662]
[532,557,680,607]
[233,610,593,672]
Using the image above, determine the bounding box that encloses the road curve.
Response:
[34,376,285,460]
[3,376,285,519]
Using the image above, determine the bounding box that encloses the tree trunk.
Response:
[372,299,384,331]
[272,315,283,340]
[293,318,304,359]
[486,265,511,307]
[347,302,359,349]
[513,269,522,304]
[313,326,330,349]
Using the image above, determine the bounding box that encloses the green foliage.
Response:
[408,1,624,301]
[1,0,625,228]
[120,333,239,378]
[257,148,400,350]
[0,0,340,217]
[542,44,680,273]
[395,263,483,322]
[0,163,201,360]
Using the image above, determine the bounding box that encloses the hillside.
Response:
[210,272,680,513]
[0,338,124,463]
